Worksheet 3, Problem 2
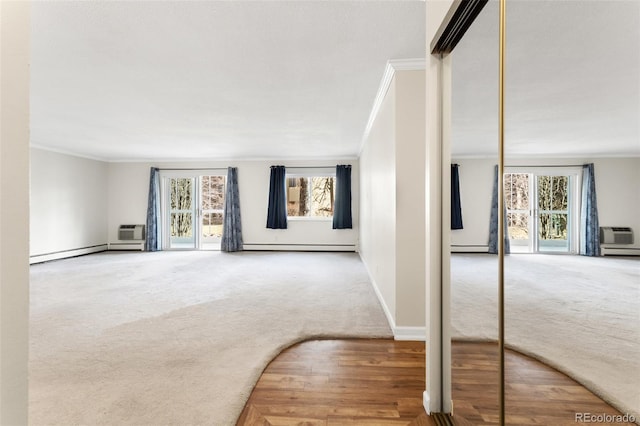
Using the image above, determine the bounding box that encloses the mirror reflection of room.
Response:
[449,1,639,424]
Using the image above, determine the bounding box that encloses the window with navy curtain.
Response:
[333,165,353,229]
[266,165,287,229]
[451,164,463,230]
[145,167,161,251]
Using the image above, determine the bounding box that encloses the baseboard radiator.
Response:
[30,244,108,264]
[600,246,640,256]
[243,243,356,252]
[451,245,489,253]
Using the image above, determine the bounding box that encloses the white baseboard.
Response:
[423,391,431,414]
[243,244,356,252]
[363,261,396,332]
[30,244,108,264]
[451,245,489,253]
[394,326,426,341]
[359,254,426,341]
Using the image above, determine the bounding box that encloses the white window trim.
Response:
[285,170,336,219]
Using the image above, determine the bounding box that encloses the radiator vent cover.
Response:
[600,227,633,245]
[118,224,145,241]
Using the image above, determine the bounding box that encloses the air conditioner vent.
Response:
[600,227,633,245]
[119,224,145,241]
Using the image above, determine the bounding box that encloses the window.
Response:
[504,168,578,254]
[162,172,226,250]
[286,176,335,218]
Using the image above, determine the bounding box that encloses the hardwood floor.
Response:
[237,339,634,425]
[451,342,635,425]
[237,339,427,425]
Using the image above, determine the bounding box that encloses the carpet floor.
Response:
[29,251,392,425]
[451,253,640,421]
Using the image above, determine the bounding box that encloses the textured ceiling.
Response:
[452,0,640,158]
[31,1,639,162]
[30,1,425,161]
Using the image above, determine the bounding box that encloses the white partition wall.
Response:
[0,1,31,423]
[424,0,456,415]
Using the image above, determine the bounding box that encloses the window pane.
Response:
[310,177,335,217]
[286,176,335,218]
[537,176,552,210]
[171,178,192,210]
[504,173,529,210]
[202,212,223,238]
[551,176,568,210]
[171,212,193,237]
[539,213,568,240]
[287,177,309,217]
[507,212,529,240]
[202,175,225,211]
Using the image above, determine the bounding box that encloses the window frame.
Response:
[285,169,336,221]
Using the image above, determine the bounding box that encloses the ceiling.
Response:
[452,0,640,158]
[31,1,639,162]
[30,1,426,161]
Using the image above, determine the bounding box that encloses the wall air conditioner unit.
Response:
[599,227,634,245]
[118,224,145,241]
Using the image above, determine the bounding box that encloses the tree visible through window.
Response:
[287,176,335,218]
[170,178,193,238]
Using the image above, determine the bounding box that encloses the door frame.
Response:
[159,169,226,251]
[505,166,581,254]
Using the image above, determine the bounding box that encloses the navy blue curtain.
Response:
[266,166,287,229]
[221,167,243,252]
[580,163,600,256]
[488,165,510,254]
[451,164,463,230]
[145,167,161,251]
[333,165,353,229]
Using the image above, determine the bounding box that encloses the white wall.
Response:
[584,158,640,250]
[359,68,427,333]
[451,156,640,250]
[108,159,359,249]
[395,70,426,327]
[450,158,495,249]
[30,148,109,262]
[360,79,397,323]
[0,1,30,422]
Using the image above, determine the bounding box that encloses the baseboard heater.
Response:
[599,227,637,256]
[109,224,145,251]
[600,247,640,256]
[451,245,489,253]
[30,244,108,264]
[243,243,356,252]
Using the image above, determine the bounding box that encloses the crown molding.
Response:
[30,142,109,162]
[359,58,426,156]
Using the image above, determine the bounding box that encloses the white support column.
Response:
[440,52,453,414]
[424,0,455,414]
[0,1,31,424]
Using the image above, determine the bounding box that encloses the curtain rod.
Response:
[505,164,584,168]
[158,167,228,171]
[284,166,340,169]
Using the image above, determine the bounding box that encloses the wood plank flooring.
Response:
[237,339,429,425]
[237,339,634,425]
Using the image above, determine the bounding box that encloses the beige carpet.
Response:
[29,251,392,425]
[451,253,640,422]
